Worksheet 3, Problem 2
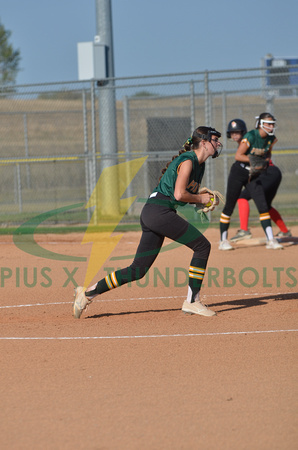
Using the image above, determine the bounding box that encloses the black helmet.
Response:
[196,127,222,158]
[226,119,247,138]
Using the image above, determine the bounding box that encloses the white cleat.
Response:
[73,286,93,319]
[266,238,283,250]
[219,239,233,251]
[182,300,216,317]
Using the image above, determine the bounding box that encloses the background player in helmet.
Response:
[219,113,283,250]
[228,118,291,242]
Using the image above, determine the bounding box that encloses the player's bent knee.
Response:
[192,236,211,259]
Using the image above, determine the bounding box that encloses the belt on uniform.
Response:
[148,191,178,209]
[240,163,250,170]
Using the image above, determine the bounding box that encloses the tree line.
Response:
[0,19,21,87]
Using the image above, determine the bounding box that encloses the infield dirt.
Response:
[1,226,297,449]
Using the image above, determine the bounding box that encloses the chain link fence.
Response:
[0,66,297,228]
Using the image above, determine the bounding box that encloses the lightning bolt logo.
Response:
[82,157,147,288]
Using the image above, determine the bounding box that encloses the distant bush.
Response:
[38,91,83,100]
[132,90,158,97]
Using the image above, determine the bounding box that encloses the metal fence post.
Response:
[98,83,120,217]
[14,165,18,205]
[204,71,212,193]
[82,88,91,222]
[123,95,133,210]
[96,0,119,217]
[23,113,31,189]
[90,80,98,223]
[204,71,211,126]
[222,91,229,194]
[16,164,22,213]
[190,80,195,132]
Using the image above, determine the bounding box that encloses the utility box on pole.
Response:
[77,39,107,81]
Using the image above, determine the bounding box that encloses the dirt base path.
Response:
[1,226,297,449]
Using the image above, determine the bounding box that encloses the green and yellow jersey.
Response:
[241,129,276,156]
[153,151,205,207]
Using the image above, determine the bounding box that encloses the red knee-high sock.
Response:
[269,207,289,233]
[237,198,250,231]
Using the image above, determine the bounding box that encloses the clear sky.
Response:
[1,0,298,85]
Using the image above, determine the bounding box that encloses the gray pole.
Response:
[204,71,211,126]
[204,71,211,192]
[95,0,119,216]
[23,113,31,188]
[222,91,229,195]
[189,81,195,132]
[90,81,98,223]
[123,95,133,205]
[82,88,92,222]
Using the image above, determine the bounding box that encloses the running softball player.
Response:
[73,126,223,319]
[219,113,283,250]
[226,119,291,243]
